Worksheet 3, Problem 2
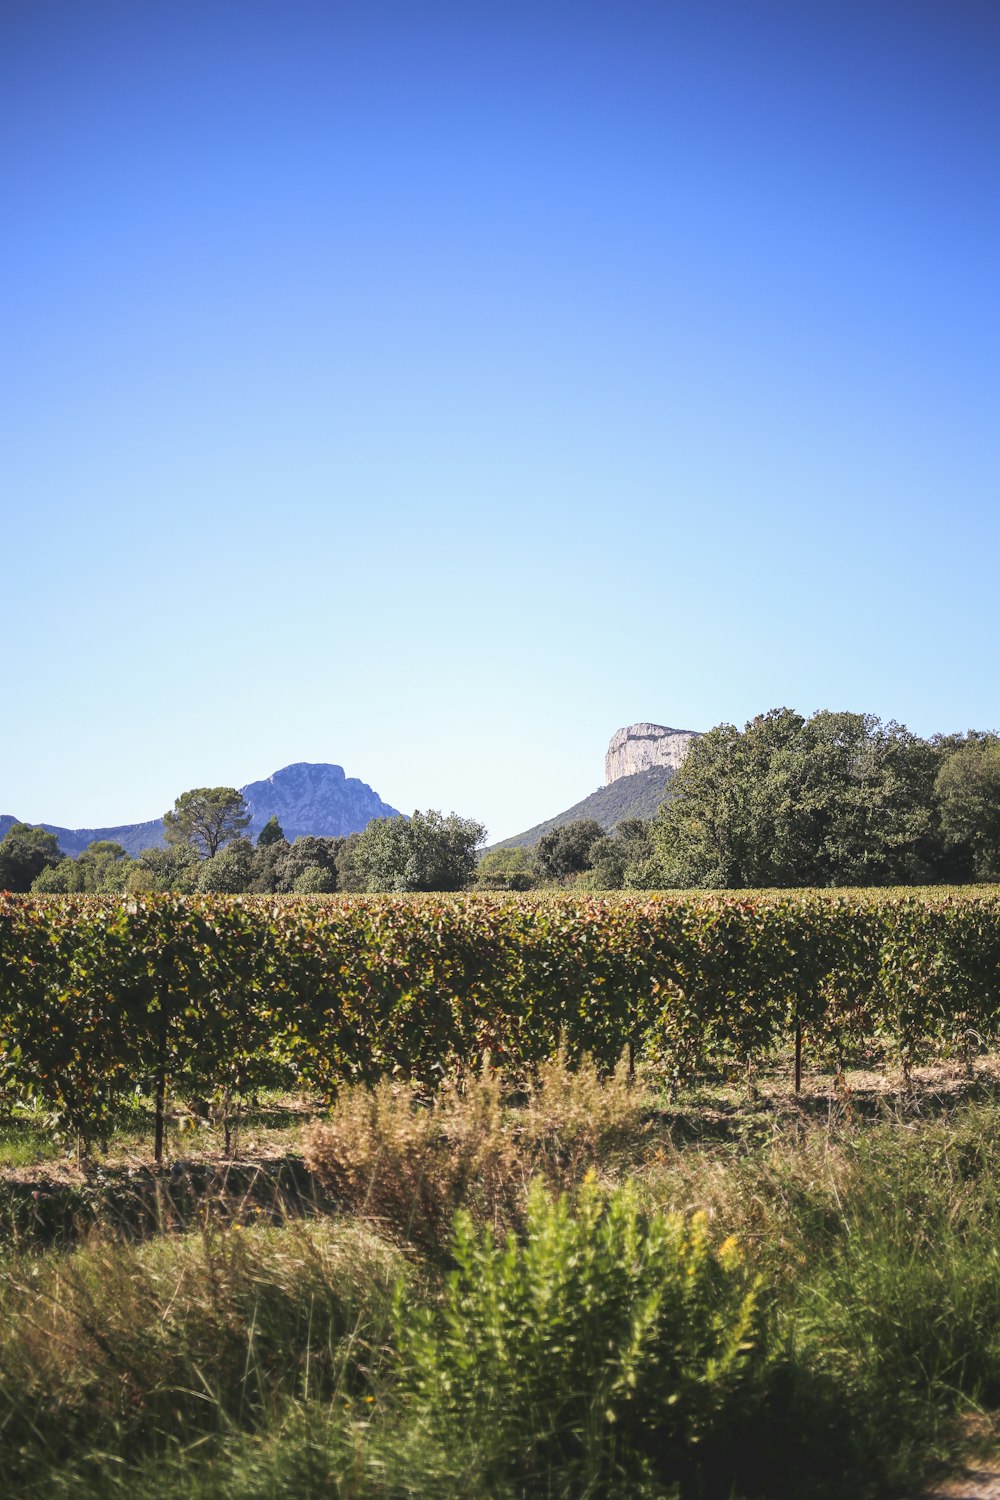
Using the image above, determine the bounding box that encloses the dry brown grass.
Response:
[302,1051,650,1250]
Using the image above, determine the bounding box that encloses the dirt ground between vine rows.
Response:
[903,1414,1000,1498]
[912,1468,1000,1498]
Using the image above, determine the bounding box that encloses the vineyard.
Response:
[2,888,999,1152]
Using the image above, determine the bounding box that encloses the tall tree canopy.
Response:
[535,819,606,881]
[256,815,286,848]
[0,823,63,892]
[354,810,486,892]
[163,787,251,859]
[31,840,130,894]
[476,846,538,891]
[652,709,944,888]
[586,819,655,890]
[935,735,1000,880]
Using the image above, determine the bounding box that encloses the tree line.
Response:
[479,710,1000,890]
[653,709,1000,888]
[2,709,998,893]
[0,790,486,896]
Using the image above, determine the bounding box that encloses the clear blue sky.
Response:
[2,0,997,842]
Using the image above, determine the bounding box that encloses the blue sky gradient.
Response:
[2,1,997,841]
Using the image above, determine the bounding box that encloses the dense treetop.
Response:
[652,710,998,888]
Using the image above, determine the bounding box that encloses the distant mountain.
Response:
[240,762,400,843]
[0,762,402,859]
[491,766,678,850]
[0,813,169,860]
[492,721,701,850]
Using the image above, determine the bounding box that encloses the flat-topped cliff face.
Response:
[604,723,699,785]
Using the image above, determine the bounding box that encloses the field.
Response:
[2,889,1000,1497]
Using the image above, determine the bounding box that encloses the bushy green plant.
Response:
[391,1179,762,1498]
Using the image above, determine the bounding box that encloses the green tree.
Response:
[256,814,286,848]
[333,831,366,892]
[935,735,1000,880]
[653,709,944,888]
[31,840,131,894]
[476,846,538,891]
[163,787,251,859]
[0,823,63,892]
[273,835,343,893]
[536,819,605,882]
[586,819,654,890]
[247,840,284,893]
[127,843,201,894]
[196,835,256,894]
[354,810,486,892]
[291,863,337,894]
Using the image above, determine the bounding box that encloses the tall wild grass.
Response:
[4,1062,1000,1496]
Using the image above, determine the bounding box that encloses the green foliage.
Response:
[28,859,77,894]
[536,818,605,880]
[935,734,1000,879]
[475,845,538,890]
[332,831,366,892]
[394,1179,761,1497]
[782,1113,1000,1484]
[121,833,353,897]
[273,836,342,893]
[587,819,654,890]
[653,709,945,888]
[256,815,286,848]
[32,841,132,895]
[292,863,337,894]
[10,1078,1000,1498]
[354,810,486,892]
[163,787,251,859]
[0,822,63,892]
[127,843,201,894]
[197,836,257,894]
[0,1222,402,1493]
[3,888,1000,1147]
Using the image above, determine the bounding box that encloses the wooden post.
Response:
[154,1027,166,1165]
[154,1070,166,1164]
[794,1019,803,1094]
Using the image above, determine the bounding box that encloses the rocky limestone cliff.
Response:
[604,723,699,785]
[493,722,703,849]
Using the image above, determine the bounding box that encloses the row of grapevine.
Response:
[1,890,999,1147]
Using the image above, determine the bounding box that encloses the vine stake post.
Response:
[154,1024,166,1165]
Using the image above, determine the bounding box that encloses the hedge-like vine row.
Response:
[1,890,999,1147]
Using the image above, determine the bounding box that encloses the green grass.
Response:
[4,1065,1000,1496]
[0,1116,64,1168]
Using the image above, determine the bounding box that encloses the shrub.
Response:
[390,1178,762,1498]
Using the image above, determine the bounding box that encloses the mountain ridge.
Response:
[491,765,679,850]
[0,763,401,858]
